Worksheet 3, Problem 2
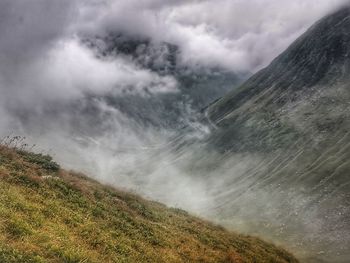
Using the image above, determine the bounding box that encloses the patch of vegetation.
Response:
[18,151,60,173]
[0,246,43,263]
[0,145,299,263]
[6,218,32,238]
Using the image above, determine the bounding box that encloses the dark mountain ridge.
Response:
[181,7,350,262]
[209,7,350,124]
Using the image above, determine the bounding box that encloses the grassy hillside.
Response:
[0,144,298,263]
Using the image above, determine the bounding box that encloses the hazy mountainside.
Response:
[173,7,350,262]
[83,35,245,129]
[7,34,245,188]
[0,144,298,263]
[10,34,245,160]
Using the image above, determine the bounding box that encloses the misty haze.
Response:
[0,1,350,263]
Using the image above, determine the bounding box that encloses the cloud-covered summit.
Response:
[2,0,347,74]
[79,0,348,72]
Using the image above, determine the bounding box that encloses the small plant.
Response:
[0,135,33,151]
[50,247,88,263]
[1,135,59,173]
[0,246,43,263]
[6,218,32,238]
[10,174,41,188]
[18,151,60,173]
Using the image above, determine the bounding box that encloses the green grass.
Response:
[0,145,299,263]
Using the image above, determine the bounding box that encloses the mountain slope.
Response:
[209,7,350,118]
[185,7,350,262]
[0,144,298,263]
[207,7,350,151]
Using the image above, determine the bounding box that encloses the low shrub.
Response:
[18,151,60,173]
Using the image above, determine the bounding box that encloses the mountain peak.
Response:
[208,7,350,122]
[277,6,350,85]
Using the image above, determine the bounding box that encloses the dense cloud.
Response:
[1,0,346,127]
[79,0,349,71]
[0,0,180,129]
[0,0,348,95]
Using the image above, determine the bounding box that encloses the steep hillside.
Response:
[181,6,350,262]
[0,144,298,263]
[207,7,350,150]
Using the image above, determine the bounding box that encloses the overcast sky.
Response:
[1,0,348,73]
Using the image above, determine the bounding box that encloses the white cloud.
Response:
[0,38,178,112]
[39,39,178,98]
[81,0,348,72]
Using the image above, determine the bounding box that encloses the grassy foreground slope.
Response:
[0,145,298,263]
